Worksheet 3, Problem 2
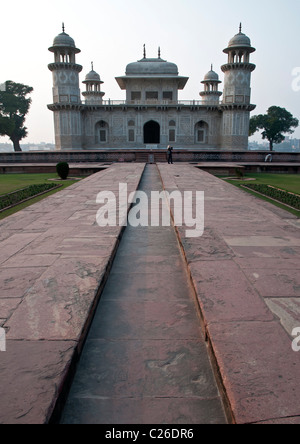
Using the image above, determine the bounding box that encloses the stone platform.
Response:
[0,163,299,424]
[0,149,299,166]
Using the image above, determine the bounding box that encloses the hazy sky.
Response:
[1,0,300,144]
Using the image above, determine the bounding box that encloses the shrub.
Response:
[235,168,244,179]
[0,183,59,210]
[56,162,70,180]
[244,183,300,210]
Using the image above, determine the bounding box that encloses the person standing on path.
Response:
[167,145,173,164]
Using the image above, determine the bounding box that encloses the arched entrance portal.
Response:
[144,121,160,144]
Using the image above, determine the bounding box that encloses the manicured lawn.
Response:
[224,173,300,217]
[0,173,74,195]
[0,173,81,219]
[237,173,300,194]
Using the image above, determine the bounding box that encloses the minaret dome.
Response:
[82,63,105,105]
[200,66,222,104]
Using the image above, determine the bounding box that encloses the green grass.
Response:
[223,173,300,218]
[237,173,300,194]
[0,173,81,220]
[0,173,69,195]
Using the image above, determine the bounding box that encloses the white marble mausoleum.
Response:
[48,25,256,151]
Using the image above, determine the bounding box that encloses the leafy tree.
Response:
[249,106,299,151]
[0,115,13,136]
[0,81,33,151]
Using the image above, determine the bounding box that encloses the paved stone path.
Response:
[0,164,144,424]
[158,164,300,424]
[0,162,299,424]
[61,165,227,424]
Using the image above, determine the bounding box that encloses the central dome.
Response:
[126,58,179,76]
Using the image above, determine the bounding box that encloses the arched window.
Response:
[169,120,176,143]
[128,120,135,142]
[95,120,109,144]
[195,121,209,144]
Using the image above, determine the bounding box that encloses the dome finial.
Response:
[211,63,213,71]
[91,61,94,71]
[239,22,242,33]
[62,22,65,33]
[158,47,161,58]
[143,44,146,59]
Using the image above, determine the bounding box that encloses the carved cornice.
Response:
[82,91,105,97]
[200,91,222,97]
[220,103,256,111]
[47,103,84,111]
[47,102,255,113]
[48,62,83,73]
[221,62,256,73]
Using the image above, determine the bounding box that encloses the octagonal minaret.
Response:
[82,63,105,105]
[47,24,83,150]
[200,65,222,105]
[220,24,256,151]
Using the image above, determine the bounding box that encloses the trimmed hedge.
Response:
[244,183,300,210]
[56,162,70,180]
[0,183,59,210]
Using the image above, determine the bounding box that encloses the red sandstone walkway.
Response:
[0,164,145,424]
[60,165,227,424]
[157,164,300,424]
[0,162,299,424]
